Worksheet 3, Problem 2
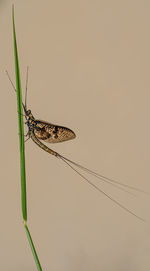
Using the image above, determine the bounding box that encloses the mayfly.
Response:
[6,69,148,222]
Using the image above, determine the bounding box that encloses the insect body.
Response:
[26,109,76,143]
[24,108,75,157]
[7,70,148,222]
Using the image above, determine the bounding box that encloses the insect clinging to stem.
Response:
[6,68,148,222]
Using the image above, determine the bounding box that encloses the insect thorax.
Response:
[26,110,36,131]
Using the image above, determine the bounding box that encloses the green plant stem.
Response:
[12,4,27,221]
[24,223,42,271]
[12,5,43,270]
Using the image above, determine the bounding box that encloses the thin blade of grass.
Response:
[12,6,43,270]
[24,223,42,271]
[12,5,27,221]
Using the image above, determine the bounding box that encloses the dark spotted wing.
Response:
[34,120,76,143]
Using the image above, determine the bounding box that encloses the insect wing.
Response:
[34,120,76,143]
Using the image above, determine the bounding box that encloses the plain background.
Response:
[1,1,150,270]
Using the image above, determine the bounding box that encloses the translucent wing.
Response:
[34,120,76,143]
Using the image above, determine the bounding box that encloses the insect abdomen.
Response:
[30,131,58,156]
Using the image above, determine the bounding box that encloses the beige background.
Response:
[1,1,150,270]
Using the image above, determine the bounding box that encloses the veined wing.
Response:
[34,120,76,143]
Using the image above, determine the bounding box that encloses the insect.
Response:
[6,69,148,222]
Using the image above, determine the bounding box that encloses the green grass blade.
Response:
[12,7,43,270]
[12,5,27,221]
[24,223,42,271]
